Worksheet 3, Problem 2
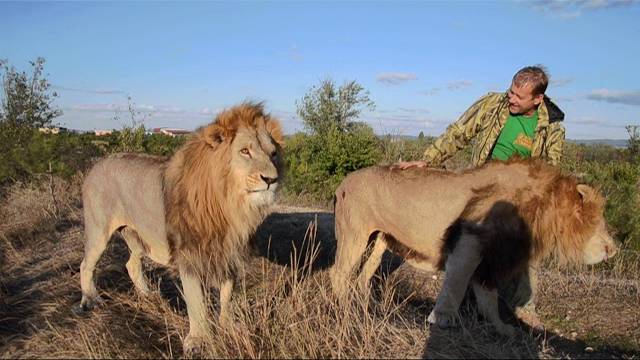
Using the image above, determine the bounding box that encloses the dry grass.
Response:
[0,180,638,359]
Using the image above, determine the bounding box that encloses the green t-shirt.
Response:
[491,111,538,161]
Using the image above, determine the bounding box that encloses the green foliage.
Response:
[0,129,102,187]
[296,78,375,135]
[0,57,62,128]
[143,133,186,156]
[378,135,432,164]
[111,126,146,153]
[575,161,640,251]
[284,126,381,201]
[284,79,380,201]
[0,58,69,188]
[626,125,640,162]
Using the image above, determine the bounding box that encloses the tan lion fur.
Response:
[331,158,617,335]
[78,102,283,352]
[163,103,284,280]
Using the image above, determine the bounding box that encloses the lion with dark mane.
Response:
[331,159,617,335]
[77,102,283,351]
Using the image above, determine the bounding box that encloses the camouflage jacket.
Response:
[423,92,565,166]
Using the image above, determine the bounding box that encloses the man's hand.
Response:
[392,160,428,170]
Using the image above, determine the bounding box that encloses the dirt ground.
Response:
[1,202,639,359]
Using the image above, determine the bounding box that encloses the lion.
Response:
[330,158,617,336]
[77,102,284,351]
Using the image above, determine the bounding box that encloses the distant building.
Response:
[94,129,113,136]
[38,127,69,134]
[152,127,191,137]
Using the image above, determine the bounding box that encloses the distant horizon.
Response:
[3,1,640,139]
[47,122,631,143]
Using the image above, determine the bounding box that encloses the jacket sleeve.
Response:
[545,122,565,166]
[423,93,495,165]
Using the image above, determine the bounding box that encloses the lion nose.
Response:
[260,175,278,185]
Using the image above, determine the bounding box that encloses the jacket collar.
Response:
[543,96,564,124]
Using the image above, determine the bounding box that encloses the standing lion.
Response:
[77,102,283,351]
[331,159,617,336]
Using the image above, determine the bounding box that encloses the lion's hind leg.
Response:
[78,217,116,312]
[330,230,370,299]
[428,230,483,329]
[472,281,515,336]
[121,227,151,295]
[357,232,387,293]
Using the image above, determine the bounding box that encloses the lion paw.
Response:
[73,295,104,315]
[516,308,545,331]
[428,310,459,329]
[183,334,206,357]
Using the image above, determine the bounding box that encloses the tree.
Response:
[626,124,639,162]
[0,58,64,185]
[1,57,62,129]
[285,79,381,201]
[296,78,375,135]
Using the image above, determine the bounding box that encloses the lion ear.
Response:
[203,123,226,147]
[576,184,591,201]
[265,118,284,147]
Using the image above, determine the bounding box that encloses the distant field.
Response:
[568,139,628,149]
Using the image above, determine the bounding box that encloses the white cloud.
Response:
[550,77,573,87]
[530,0,638,18]
[421,88,440,96]
[396,107,431,115]
[447,80,473,91]
[376,72,418,85]
[586,89,640,106]
[52,85,127,95]
[568,116,611,125]
[552,95,577,103]
[68,103,186,114]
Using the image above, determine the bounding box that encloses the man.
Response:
[399,65,564,169]
[397,65,565,328]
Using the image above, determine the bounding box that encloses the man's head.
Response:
[508,65,549,116]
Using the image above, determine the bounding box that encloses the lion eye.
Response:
[240,148,250,156]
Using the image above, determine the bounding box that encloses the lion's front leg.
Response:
[180,268,211,354]
[428,232,483,329]
[218,277,234,325]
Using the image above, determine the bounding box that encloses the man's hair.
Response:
[512,65,549,96]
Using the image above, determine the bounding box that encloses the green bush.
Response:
[283,125,382,201]
[0,129,102,187]
[378,135,432,165]
[143,133,186,156]
[576,161,640,250]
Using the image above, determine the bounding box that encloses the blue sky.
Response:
[2,1,639,139]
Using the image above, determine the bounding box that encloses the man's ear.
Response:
[534,93,544,106]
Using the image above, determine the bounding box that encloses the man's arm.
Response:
[545,122,565,166]
[423,93,498,166]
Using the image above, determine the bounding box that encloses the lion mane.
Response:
[163,103,284,281]
[78,102,283,351]
[330,158,617,335]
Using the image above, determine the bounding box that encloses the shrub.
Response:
[283,126,381,202]
[574,160,640,251]
[0,129,101,188]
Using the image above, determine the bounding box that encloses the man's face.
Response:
[507,82,543,116]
